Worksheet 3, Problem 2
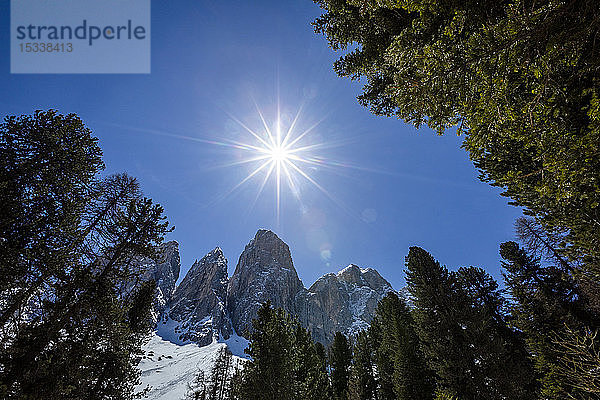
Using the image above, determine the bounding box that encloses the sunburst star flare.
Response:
[221,103,334,224]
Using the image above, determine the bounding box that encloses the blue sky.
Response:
[0,0,523,290]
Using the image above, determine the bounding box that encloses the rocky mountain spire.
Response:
[139,240,181,317]
[152,230,397,346]
[166,247,231,345]
[227,229,303,335]
[296,264,394,344]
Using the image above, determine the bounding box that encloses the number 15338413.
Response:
[19,42,73,53]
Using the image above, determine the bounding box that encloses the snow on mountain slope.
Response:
[221,332,250,358]
[227,229,303,337]
[167,248,231,345]
[138,333,245,400]
[297,264,395,343]
[144,230,398,351]
[136,231,401,399]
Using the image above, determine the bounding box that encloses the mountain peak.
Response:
[255,228,276,238]
[336,264,366,286]
[204,246,224,259]
[152,230,397,347]
[227,230,303,335]
[251,229,288,254]
[301,262,395,343]
[337,263,360,275]
[337,264,375,275]
[166,247,230,345]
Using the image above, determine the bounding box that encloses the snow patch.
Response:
[156,315,190,345]
[138,334,223,400]
[221,331,250,358]
[138,333,247,400]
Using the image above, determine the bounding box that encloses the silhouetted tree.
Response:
[501,240,600,398]
[370,292,434,400]
[0,110,172,399]
[347,330,377,400]
[406,246,536,400]
[330,331,352,400]
[239,302,329,400]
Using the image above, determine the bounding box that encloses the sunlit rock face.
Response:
[227,229,304,336]
[296,264,394,344]
[139,241,181,317]
[153,229,397,347]
[167,248,231,346]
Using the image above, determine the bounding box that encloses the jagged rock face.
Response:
[140,241,181,316]
[167,248,231,346]
[296,264,394,344]
[154,230,397,347]
[227,229,303,335]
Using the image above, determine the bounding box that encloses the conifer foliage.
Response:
[0,110,172,399]
[369,292,433,400]
[330,332,352,400]
[186,347,239,400]
[237,301,330,400]
[405,247,536,400]
[311,1,600,397]
[347,331,377,400]
[311,0,600,274]
[227,243,595,400]
[501,239,600,398]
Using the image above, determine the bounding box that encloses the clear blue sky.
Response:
[0,0,523,290]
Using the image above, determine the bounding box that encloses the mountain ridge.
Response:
[148,229,396,346]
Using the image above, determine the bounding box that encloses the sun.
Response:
[269,144,289,162]
[112,97,357,222]
[217,101,334,223]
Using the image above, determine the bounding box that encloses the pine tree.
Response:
[456,266,537,399]
[370,316,395,400]
[184,370,210,400]
[229,363,244,400]
[239,301,297,400]
[314,342,332,399]
[0,110,103,322]
[330,332,352,400]
[404,247,458,394]
[312,0,600,271]
[406,246,536,400]
[501,240,600,399]
[206,347,235,400]
[553,326,600,396]
[186,370,208,400]
[293,325,330,400]
[347,330,377,400]
[370,292,434,400]
[0,110,172,399]
[239,302,332,400]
